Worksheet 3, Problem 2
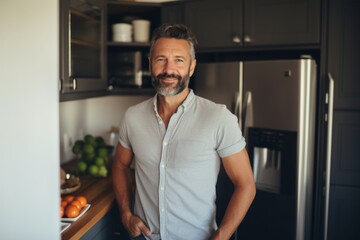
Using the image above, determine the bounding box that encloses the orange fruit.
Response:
[60,200,68,208]
[60,206,64,218]
[70,200,82,210]
[63,195,75,203]
[65,205,80,218]
[75,196,87,208]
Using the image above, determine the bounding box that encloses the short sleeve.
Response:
[118,110,132,150]
[216,107,246,158]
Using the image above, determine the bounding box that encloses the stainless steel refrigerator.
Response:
[193,58,317,240]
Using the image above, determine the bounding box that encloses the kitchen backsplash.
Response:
[59,95,148,163]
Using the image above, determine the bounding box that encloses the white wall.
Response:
[0,0,60,239]
[60,95,148,163]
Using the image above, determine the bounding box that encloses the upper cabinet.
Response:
[59,0,322,100]
[60,0,107,98]
[184,0,321,50]
[327,0,360,110]
[162,1,184,25]
[185,0,242,49]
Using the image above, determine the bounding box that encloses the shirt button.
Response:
[163,141,168,146]
[161,164,165,168]
[160,186,164,191]
[161,208,165,212]
[159,121,163,124]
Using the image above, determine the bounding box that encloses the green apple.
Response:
[72,140,84,154]
[77,161,87,173]
[88,164,99,177]
[95,136,106,147]
[84,134,96,146]
[84,152,95,163]
[94,157,105,167]
[83,143,95,156]
[97,147,108,158]
[98,166,108,177]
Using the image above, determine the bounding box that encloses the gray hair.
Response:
[149,23,197,61]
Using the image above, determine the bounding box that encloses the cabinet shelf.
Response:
[107,41,150,47]
[70,8,100,22]
[72,39,99,48]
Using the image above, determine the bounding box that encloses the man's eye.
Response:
[175,58,184,63]
[155,58,165,63]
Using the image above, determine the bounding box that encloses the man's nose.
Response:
[163,60,176,74]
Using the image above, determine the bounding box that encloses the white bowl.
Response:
[112,23,132,33]
[113,32,132,42]
[112,23,132,42]
[132,19,151,42]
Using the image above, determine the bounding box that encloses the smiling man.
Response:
[112,24,256,240]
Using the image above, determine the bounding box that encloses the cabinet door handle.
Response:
[244,35,252,43]
[232,35,242,44]
[68,78,77,90]
[324,73,334,240]
[72,78,77,90]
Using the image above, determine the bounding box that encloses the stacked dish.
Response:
[112,23,132,42]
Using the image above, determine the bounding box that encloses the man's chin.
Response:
[157,85,183,96]
[158,89,178,96]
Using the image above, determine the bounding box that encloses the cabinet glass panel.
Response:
[69,0,101,79]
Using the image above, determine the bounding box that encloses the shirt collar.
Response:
[181,89,195,111]
[152,89,195,113]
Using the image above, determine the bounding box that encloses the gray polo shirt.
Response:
[119,90,246,240]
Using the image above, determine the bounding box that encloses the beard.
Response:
[151,71,190,96]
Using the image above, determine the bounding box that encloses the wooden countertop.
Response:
[61,177,116,240]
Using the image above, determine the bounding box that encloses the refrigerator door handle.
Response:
[324,73,334,240]
[234,92,242,129]
[242,91,252,138]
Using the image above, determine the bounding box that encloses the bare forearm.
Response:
[212,184,256,239]
[112,161,151,237]
[112,165,134,219]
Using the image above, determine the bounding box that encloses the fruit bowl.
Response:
[61,204,90,222]
[72,135,113,178]
[61,174,81,194]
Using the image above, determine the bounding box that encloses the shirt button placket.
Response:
[159,139,168,238]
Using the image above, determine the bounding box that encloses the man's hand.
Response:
[123,213,152,238]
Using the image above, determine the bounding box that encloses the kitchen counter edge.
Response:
[61,177,116,240]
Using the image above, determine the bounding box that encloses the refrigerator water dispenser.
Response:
[253,147,281,193]
[248,127,297,195]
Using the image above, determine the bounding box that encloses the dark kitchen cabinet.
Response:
[162,1,184,25]
[60,0,107,99]
[327,0,360,110]
[60,0,161,101]
[184,0,321,50]
[330,111,360,187]
[184,0,242,49]
[327,186,360,240]
[322,0,360,239]
[244,0,320,46]
[79,205,126,240]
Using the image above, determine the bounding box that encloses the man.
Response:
[112,23,256,240]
